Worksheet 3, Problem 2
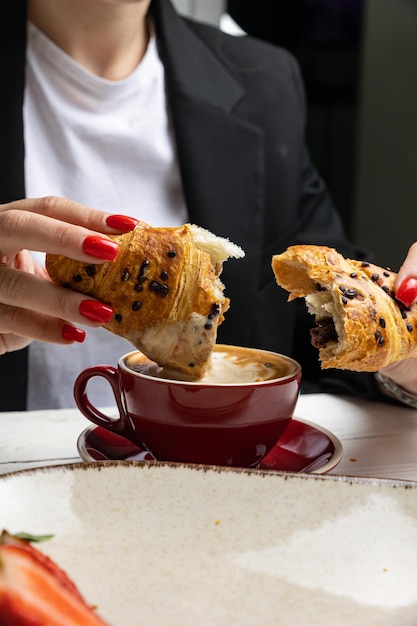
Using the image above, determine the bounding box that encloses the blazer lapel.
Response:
[152,0,265,344]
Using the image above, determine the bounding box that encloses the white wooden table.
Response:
[1,393,417,480]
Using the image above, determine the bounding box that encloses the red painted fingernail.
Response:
[79,300,114,323]
[396,277,417,308]
[106,214,138,232]
[62,324,86,343]
[83,235,119,261]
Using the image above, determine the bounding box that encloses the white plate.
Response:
[2,462,417,625]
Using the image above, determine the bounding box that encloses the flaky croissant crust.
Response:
[272,245,417,372]
[47,223,243,378]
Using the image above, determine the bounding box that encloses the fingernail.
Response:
[106,214,138,232]
[79,300,114,323]
[396,277,417,308]
[83,236,119,261]
[62,324,86,343]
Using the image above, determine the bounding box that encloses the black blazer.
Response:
[0,0,377,410]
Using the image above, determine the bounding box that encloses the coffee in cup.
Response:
[125,345,293,384]
[74,344,301,468]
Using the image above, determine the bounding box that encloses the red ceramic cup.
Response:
[74,344,302,468]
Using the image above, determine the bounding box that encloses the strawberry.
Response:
[0,530,109,626]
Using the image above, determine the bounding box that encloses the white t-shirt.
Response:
[24,22,188,409]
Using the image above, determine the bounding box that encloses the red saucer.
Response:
[77,417,343,474]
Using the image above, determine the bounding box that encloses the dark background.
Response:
[227,0,365,239]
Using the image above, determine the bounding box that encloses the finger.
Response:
[395,242,417,306]
[0,332,32,355]
[0,265,113,328]
[0,305,86,354]
[0,209,120,263]
[0,196,138,235]
[395,242,417,288]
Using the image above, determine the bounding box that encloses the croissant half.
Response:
[46,223,244,378]
[272,245,417,371]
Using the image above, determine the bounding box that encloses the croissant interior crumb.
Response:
[305,289,344,353]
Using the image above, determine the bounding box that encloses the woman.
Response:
[1,0,416,410]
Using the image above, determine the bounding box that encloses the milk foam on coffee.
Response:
[125,346,296,384]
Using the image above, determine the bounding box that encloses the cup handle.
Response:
[74,365,130,436]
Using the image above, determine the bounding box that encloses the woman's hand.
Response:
[379,242,417,395]
[395,242,417,308]
[379,359,417,396]
[0,196,137,355]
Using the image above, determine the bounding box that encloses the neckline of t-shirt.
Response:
[27,19,161,99]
